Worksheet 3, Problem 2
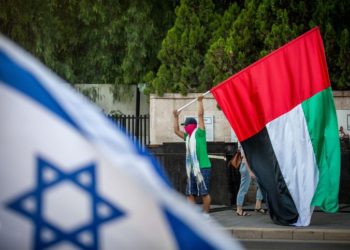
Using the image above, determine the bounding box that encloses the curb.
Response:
[224,227,350,241]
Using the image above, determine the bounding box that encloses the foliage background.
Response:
[1,0,349,96]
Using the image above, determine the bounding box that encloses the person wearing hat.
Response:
[173,96,211,216]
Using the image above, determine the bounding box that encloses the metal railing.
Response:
[108,114,150,147]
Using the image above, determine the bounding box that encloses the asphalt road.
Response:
[240,239,350,250]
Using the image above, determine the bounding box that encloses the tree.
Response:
[199,0,261,89]
[199,2,241,89]
[311,0,350,89]
[337,28,350,89]
[198,0,350,91]
[147,0,219,95]
[1,0,349,94]
[0,0,176,97]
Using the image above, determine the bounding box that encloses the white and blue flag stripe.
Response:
[0,35,240,250]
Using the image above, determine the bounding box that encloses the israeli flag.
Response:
[0,35,241,250]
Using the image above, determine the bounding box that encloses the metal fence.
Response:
[108,114,150,147]
[148,142,239,205]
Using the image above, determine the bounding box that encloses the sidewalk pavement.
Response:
[209,205,350,242]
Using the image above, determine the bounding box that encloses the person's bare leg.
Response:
[255,199,266,213]
[187,195,195,204]
[202,194,211,213]
[236,205,243,214]
[255,199,262,210]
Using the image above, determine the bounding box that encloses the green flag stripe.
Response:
[301,87,340,212]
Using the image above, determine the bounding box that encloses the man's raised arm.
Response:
[173,110,184,139]
[197,96,205,130]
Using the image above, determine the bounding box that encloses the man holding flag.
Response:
[173,96,212,217]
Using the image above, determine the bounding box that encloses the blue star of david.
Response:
[6,156,125,250]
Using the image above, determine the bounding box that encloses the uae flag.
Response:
[211,27,340,226]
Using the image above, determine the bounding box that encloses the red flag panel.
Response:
[211,27,330,141]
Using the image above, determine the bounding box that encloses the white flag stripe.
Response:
[267,104,318,226]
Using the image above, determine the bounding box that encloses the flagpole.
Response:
[177,90,211,112]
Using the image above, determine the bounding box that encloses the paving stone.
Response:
[262,229,293,240]
[293,230,324,240]
[324,230,350,241]
[232,229,262,239]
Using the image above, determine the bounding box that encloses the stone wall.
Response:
[334,91,350,133]
[74,84,149,115]
[334,91,350,109]
[150,91,350,145]
[150,93,234,145]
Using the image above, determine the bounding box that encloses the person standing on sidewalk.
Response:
[339,126,348,139]
[173,96,212,216]
[236,142,266,216]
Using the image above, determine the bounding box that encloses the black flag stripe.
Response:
[241,127,299,225]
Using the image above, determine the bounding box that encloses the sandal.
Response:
[236,210,251,216]
[254,208,267,214]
